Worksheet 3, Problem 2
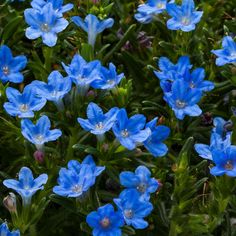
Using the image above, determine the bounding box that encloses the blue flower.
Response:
[135,0,167,24]
[0,45,27,84]
[86,204,124,236]
[67,155,105,178]
[21,115,62,150]
[195,132,231,161]
[183,68,214,92]
[72,14,114,47]
[3,167,48,206]
[213,117,233,139]
[166,0,203,32]
[91,63,124,90]
[143,117,170,157]
[53,158,103,197]
[114,189,153,229]
[31,0,73,16]
[4,84,46,118]
[211,36,236,66]
[210,147,236,177]
[154,56,192,93]
[31,71,72,110]
[77,102,119,136]
[112,109,151,150]
[24,3,69,47]
[62,54,101,94]
[0,223,20,236]
[164,79,202,120]
[120,166,159,201]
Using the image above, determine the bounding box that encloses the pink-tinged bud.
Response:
[102,143,109,152]
[34,150,44,163]
[91,0,99,3]
[86,90,97,98]
[3,193,17,213]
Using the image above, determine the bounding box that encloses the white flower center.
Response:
[2,66,9,75]
[41,23,50,32]
[190,82,195,88]
[19,104,29,112]
[137,183,147,193]
[107,79,115,85]
[225,161,233,170]
[176,100,186,109]
[181,17,190,26]
[157,3,165,9]
[95,122,104,130]
[121,129,129,137]
[124,209,133,219]
[51,90,58,97]
[230,52,236,59]
[72,184,83,193]
[35,134,44,142]
[100,217,110,228]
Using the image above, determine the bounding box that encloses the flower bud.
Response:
[3,192,17,213]
[34,150,44,163]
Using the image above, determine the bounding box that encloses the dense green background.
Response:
[0,0,236,235]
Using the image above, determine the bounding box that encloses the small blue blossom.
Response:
[183,68,214,92]
[53,157,104,197]
[4,84,46,118]
[0,45,27,84]
[62,54,101,95]
[135,0,167,24]
[143,117,170,157]
[24,3,69,47]
[154,56,192,93]
[0,223,20,236]
[120,165,159,201]
[114,189,153,229]
[86,204,124,236]
[164,79,202,120]
[21,115,62,150]
[112,109,151,150]
[3,167,48,206]
[211,36,236,66]
[213,117,233,139]
[31,0,73,16]
[91,63,124,90]
[166,0,203,32]
[32,71,72,110]
[77,102,119,136]
[72,14,114,47]
[210,147,236,177]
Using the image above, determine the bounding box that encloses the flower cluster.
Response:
[86,165,158,235]
[78,103,170,157]
[135,0,203,32]
[53,155,105,198]
[154,56,214,120]
[195,117,236,176]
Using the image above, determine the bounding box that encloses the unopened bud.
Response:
[34,150,44,163]
[3,193,17,213]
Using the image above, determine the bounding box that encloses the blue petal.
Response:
[42,32,57,47]
[72,16,88,32]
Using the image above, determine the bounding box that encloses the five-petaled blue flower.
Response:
[135,0,167,24]
[143,117,170,157]
[112,109,151,150]
[0,45,27,84]
[210,147,236,177]
[62,54,101,95]
[72,14,114,47]
[32,71,72,110]
[166,0,203,32]
[86,204,124,236]
[0,223,20,236]
[3,167,48,206]
[53,157,104,197]
[91,63,124,90]
[211,36,236,66]
[154,56,192,93]
[114,189,153,229]
[24,3,69,47]
[120,165,159,201]
[21,115,62,150]
[164,79,202,120]
[31,0,73,16]
[77,102,119,136]
[4,84,46,118]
